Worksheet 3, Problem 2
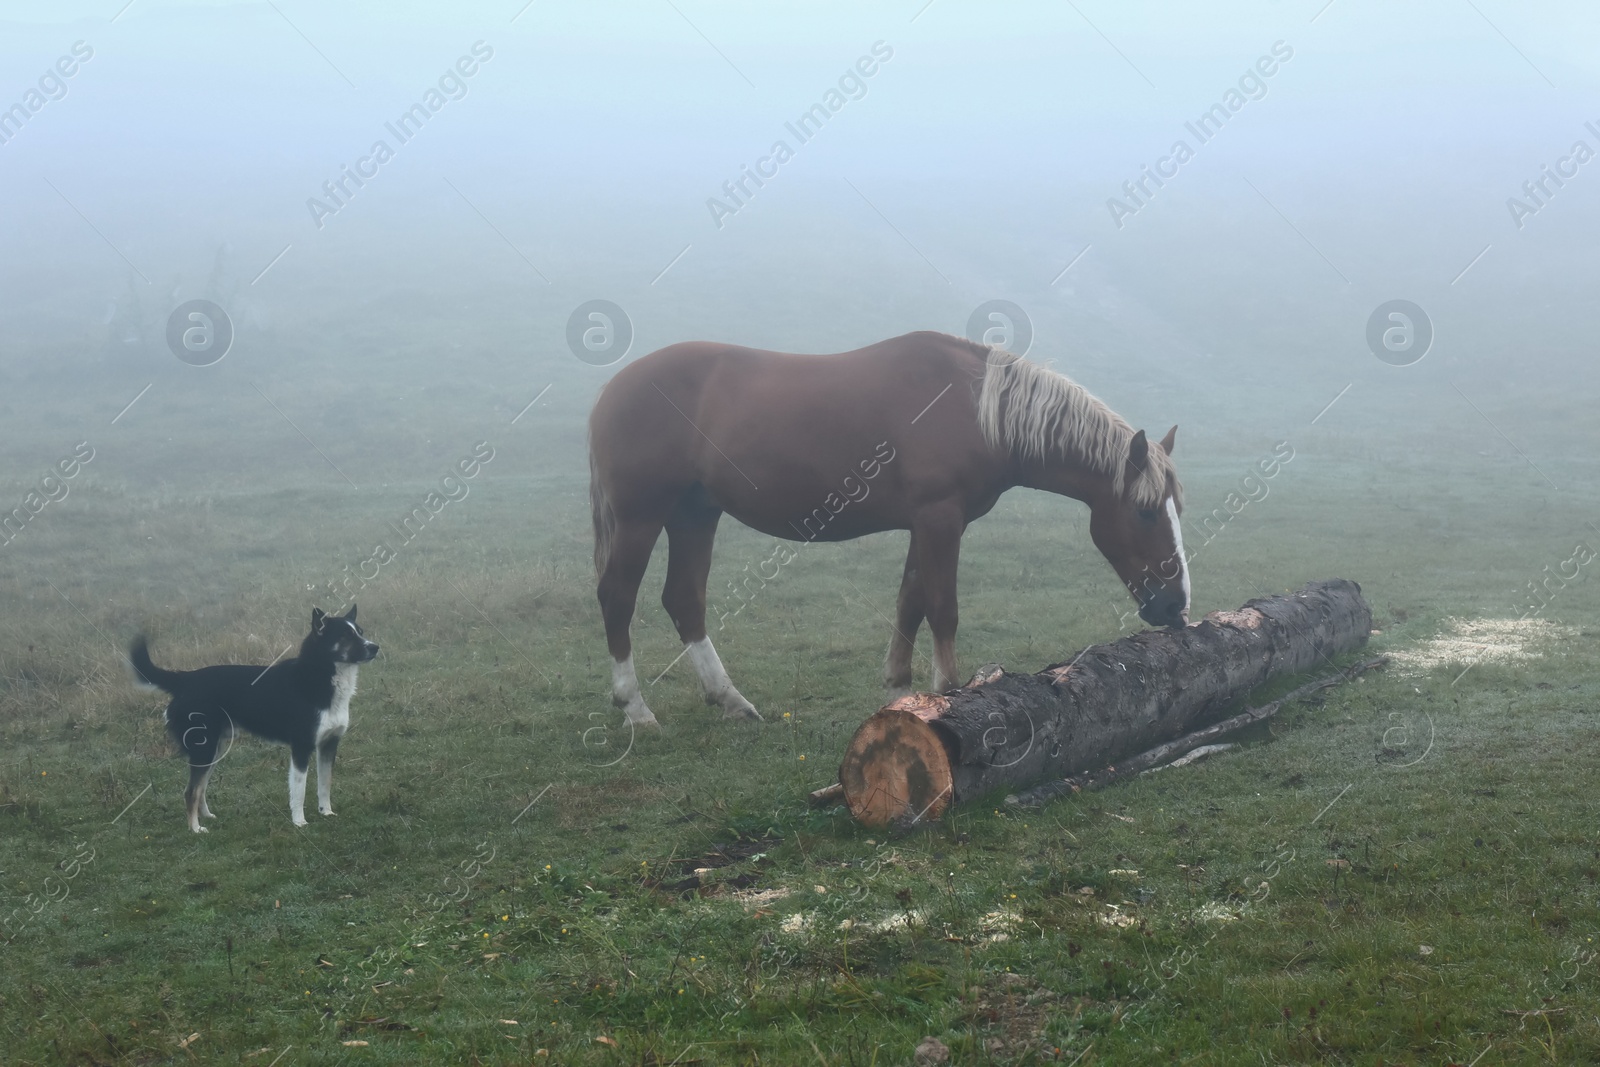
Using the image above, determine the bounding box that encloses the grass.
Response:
[2,318,1598,1066]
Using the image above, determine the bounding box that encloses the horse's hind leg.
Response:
[662,496,760,721]
[598,517,666,726]
[884,532,926,698]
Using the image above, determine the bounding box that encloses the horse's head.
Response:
[1089,425,1188,630]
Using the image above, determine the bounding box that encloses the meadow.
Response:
[2,285,1598,1067]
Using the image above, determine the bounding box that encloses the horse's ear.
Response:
[1159,425,1177,456]
[1128,429,1149,472]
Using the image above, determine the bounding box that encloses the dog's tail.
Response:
[129,636,185,693]
[590,436,616,580]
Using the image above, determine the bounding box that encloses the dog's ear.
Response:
[312,607,326,631]
[344,603,358,622]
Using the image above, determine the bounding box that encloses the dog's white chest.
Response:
[317,663,358,743]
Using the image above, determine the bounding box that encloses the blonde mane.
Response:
[975,346,1178,507]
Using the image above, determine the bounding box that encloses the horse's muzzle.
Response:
[1139,595,1189,630]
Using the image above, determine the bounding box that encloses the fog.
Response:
[2,0,1596,610]
[6,4,1600,1057]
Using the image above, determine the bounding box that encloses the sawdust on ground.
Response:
[1387,616,1575,673]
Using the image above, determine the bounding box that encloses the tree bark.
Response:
[837,578,1373,828]
[1004,654,1388,808]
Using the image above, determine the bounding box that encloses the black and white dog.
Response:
[130,605,379,833]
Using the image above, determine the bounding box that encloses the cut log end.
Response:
[838,707,954,828]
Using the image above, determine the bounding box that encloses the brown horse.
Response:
[588,331,1185,726]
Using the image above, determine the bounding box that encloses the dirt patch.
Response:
[961,971,1094,1060]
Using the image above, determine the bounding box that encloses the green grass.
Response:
[3,325,1599,1065]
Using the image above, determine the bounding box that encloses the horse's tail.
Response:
[589,436,616,580]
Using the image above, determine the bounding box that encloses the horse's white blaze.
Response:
[1165,496,1190,615]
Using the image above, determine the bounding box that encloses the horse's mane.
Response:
[973,344,1178,507]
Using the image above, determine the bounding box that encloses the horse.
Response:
[588,330,1186,726]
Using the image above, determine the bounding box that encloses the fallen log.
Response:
[1004,654,1389,808]
[837,578,1372,828]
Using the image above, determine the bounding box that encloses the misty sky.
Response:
[2,1,1597,489]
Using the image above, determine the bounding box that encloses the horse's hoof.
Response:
[722,702,763,722]
[884,686,914,703]
[624,707,661,729]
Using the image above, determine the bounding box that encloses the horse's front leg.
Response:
[884,531,925,699]
[913,508,965,694]
[663,505,761,721]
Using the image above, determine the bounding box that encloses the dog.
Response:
[129,605,379,833]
